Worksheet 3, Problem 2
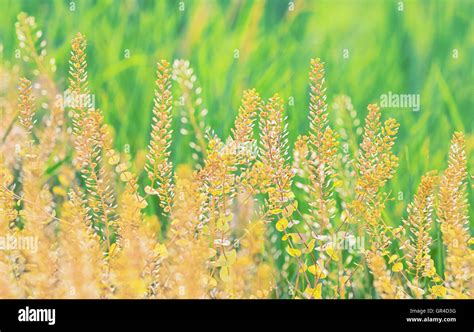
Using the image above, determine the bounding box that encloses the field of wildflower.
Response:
[0,0,472,299]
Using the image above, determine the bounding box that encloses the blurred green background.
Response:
[1,0,473,228]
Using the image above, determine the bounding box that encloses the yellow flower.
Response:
[154,243,169,258]
[220,267,230,282]
[276,218,289,232]
[304,283,322,299]
[326,246,339,261]
[308,264,326,278]
[286,246,302,257]
[431,285,446,298]
[388,255,398,264]
[392,262,403,272]
[120,171,133,182]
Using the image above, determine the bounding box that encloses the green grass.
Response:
[1,0,473,239]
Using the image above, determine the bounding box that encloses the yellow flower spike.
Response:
[276,218,289,232]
